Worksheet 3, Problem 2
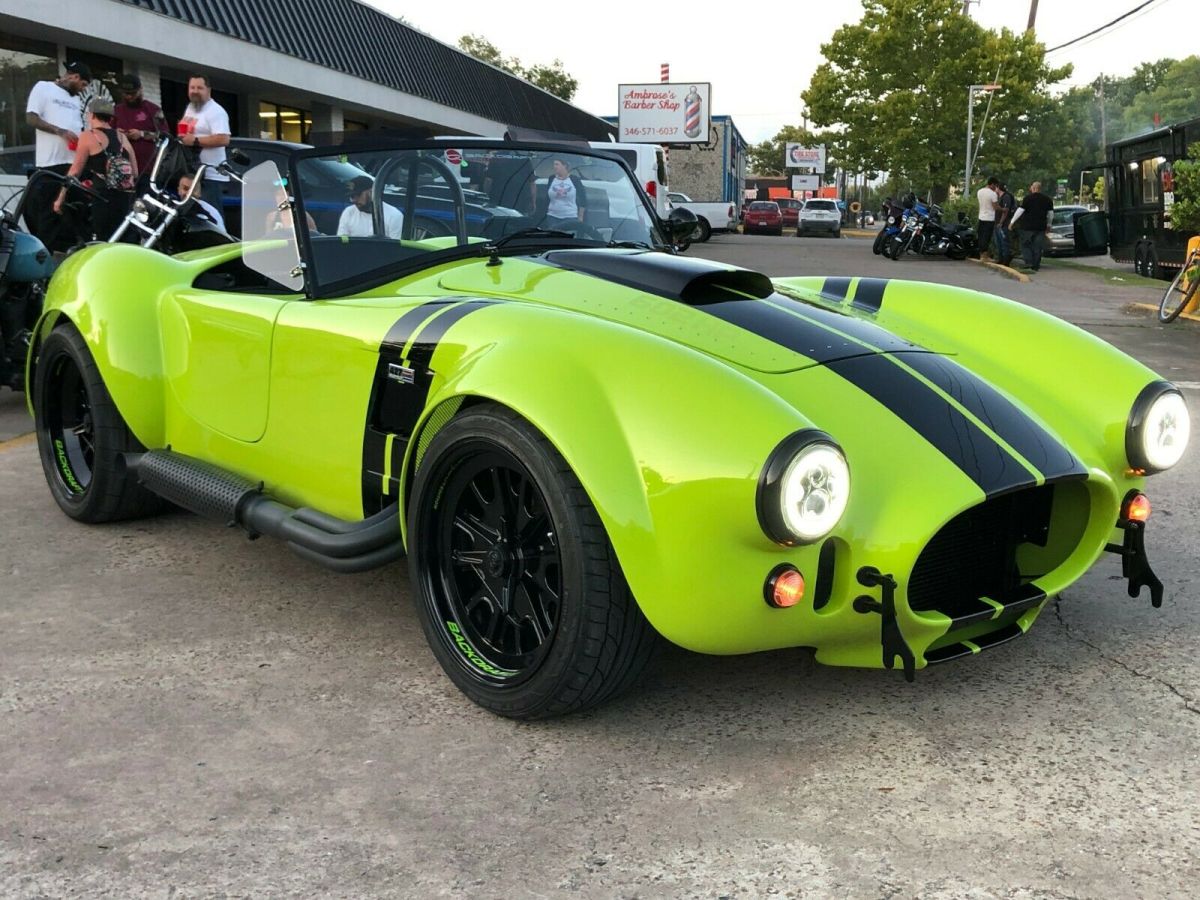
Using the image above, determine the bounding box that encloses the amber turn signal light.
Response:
[765,565,805,608]
[1123,492,1151,523]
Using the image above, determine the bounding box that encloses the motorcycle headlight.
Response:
[1126,382,1190,473]
[132,199,150,224]
[757,430,851,545]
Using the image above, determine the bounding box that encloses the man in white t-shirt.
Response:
[178,74,231,215]
[975,175,1001,259]
[337,176,404,239]
[24,60,91,251]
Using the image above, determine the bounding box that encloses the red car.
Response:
[776,197,804,229]
[742,200,783,236]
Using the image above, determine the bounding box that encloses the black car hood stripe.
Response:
[532,250,1082,495]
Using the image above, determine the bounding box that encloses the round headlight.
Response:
[758,430,851,545]
[1127,382,1190,473]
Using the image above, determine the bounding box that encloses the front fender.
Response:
[403,301,814,651]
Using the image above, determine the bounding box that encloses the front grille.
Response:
[908,486,1056,620]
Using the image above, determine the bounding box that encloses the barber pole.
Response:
[660,63,669,83]
[684,85,702,138]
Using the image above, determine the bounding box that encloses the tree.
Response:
[801,0,1072,200]
[1122,57,1200,135]
[457,35,579,102]
[1169,143,1200,237]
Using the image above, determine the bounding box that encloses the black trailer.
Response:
[1105,116,1200,277]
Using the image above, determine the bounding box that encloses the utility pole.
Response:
[1026,0,1039,32]
[1099,74,1107,151]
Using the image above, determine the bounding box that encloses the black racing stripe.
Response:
[770,293,922,354]
[825,355,1038,496]
[362,298,497,515]
[404,299,499,369]
[899,353,1088,481]
[851,278,888,312]
[700,298,873,364]
[381,299,459,350]
[820,277,852,303]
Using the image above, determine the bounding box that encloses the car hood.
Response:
[435,249,943,374]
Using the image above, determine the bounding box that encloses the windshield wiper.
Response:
[488,227,577,250]
[607,240,655,250]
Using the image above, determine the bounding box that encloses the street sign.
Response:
[617,83,712,144]
[791,174,819,191]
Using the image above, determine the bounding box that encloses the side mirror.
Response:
[664,206,698,241]
[229,148,252,166]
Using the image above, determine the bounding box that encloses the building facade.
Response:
[0,0,614,184]
[659,116,747,204]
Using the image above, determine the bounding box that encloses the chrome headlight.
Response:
[1126,382,1190,473]
[132,199,151,224]
[757,430,851,545]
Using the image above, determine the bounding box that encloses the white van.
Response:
[588,141,670,219]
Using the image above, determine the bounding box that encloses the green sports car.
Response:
[27,139,1191,718]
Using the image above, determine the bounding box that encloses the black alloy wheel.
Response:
[34,327,162,522]
[408,404,656,718]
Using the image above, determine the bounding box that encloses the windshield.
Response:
[749,202,777,211]
[292,144,664,293]
[241,160,304,291]
[805,201,836,211]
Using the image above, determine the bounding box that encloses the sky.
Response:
[369,0,1193,144]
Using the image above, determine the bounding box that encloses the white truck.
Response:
[665,192,738,242]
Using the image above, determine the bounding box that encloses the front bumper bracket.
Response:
[853,567,916,682]
[1105,518,1164,608]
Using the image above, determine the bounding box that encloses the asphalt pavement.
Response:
[3,235,1199,898]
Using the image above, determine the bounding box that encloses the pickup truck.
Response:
[665,192,738,242]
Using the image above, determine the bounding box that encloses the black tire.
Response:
[34,326,163,523]
[832,229,841,239]
[1133,245,1146,277]
[872,229,887,255]
[694,218,712,243]
[407,404,658,719]
[1158,260,1200,323]
[1145,246,1159,279]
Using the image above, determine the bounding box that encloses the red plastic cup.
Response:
[176,121,191,137]
[66,137,78,151]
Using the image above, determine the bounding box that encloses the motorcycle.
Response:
[871,200,908,255]
[0,172,101,392]
[884,195,929,260]
[886,199,978,262]
[109,135,248,254]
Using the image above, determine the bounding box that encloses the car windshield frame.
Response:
[283,138,669,298]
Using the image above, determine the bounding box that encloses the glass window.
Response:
[1141,158,1160,205]
[258,101,312,143]
[0,34,58,173]
[294,144,664,293]
[67,47,122,118]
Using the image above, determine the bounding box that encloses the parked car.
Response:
[743,200,783,235]
[776,197,804,229]
[797,198,842,237]
[1046,204,1091,256]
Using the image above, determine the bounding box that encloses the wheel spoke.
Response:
[451,548,489,567]
[453,510,498,547]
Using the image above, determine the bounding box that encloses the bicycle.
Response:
[1158,244,1200,323]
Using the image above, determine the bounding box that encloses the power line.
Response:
[1045,0,1164,53]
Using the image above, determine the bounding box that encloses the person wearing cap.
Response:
[114,73,168,176]
[53,98,138,242]
[177,74,231,214]
[24,60,91,251]
[337,176,403,239]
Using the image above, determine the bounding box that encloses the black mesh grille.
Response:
[908,486,1056,619]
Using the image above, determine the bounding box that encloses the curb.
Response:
[966,257,1030,283]
[0,431,36,453]
[1131,302,1200,323]
[842,229,875,238]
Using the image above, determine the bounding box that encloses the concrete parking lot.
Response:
[3,235,1199,898]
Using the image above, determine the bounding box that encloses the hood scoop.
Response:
[542,249,774,305]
